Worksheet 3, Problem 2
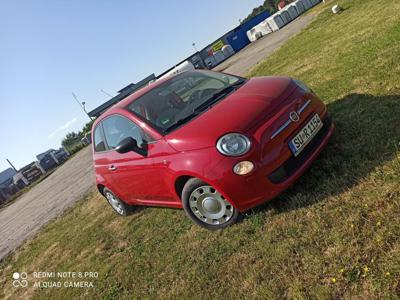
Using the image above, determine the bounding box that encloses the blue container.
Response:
[227,11,270,52]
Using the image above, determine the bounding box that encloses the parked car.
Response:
[92,70,334,229]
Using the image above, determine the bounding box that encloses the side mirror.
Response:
[115,137,146,155]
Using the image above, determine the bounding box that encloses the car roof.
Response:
[94,70,218,122]
[92,74,173,127]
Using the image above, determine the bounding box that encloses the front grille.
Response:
[268,114,332,184]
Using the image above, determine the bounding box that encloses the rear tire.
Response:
[103,188,134,217]
[181,178,240,230]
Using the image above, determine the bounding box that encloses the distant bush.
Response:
[243,0,295,23]
[243,0,279,23]
[61,119,94,155]
[65,143,86,155]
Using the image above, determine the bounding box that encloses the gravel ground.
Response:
[213,12,316,76]
[0,147,95,260]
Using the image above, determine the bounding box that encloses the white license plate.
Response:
[289,114,323,156]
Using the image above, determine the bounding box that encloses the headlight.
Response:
[293,79,311,93]
[216,133,251,156]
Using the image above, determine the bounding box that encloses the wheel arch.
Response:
[174,175,193,199]
[97,184,106,195]
[173,173,238,209]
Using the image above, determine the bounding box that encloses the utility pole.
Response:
[72,92,92,121]
[6,159,17,172]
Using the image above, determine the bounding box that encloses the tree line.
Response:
[243,0,290,23]
[61,120,94,155]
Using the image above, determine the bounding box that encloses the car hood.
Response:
[165,76,297,152]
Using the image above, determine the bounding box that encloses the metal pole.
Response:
[6,159,17,172]
[72,92,92,121]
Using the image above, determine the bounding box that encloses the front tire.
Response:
[103,188,133,217]
[181,178,240,230]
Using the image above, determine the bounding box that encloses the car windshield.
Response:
[126,71,245,133]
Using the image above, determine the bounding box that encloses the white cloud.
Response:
[48,117,77,138]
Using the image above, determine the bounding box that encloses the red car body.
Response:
[92,72,334,214]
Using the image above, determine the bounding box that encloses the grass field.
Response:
[1,0,399,298]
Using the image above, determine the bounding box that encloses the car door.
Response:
[102,114,174,204]
[92,124,109,187]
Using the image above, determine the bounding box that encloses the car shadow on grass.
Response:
[247,93,400,217]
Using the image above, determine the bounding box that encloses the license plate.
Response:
[289,114,323,156]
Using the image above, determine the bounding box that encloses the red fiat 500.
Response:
[92,70,334,229]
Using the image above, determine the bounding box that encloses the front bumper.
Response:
[268,114,332,184]
[209,112,334,212]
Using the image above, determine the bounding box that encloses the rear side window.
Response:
[102,115,146,149]
[93,125,106,152]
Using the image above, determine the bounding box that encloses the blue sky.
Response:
[0,0,263,171]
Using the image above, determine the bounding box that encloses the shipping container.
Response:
[279,10,291,24]
[226,11,270,52]
[310,0,321,6]
[286,4,299,20]
[266,14,285,31]
[247,20,273,42]
[293,0,306,14]
[301,0,313,10]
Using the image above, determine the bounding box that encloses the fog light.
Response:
[233,161,254,175]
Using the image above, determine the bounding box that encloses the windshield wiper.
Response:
[165,112,200,132]
[165,79,247,132]
[193,79,246,113]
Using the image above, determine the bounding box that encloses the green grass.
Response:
[1,0,400,298]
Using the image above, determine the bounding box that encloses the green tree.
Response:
[61,119,94,154]
[61,132,82,149]
[81,120,95,135]
[242,0,287,23]
[263,0,279,13]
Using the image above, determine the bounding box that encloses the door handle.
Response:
[108,165,117,171]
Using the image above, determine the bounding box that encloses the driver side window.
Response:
[102,115,146,150]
